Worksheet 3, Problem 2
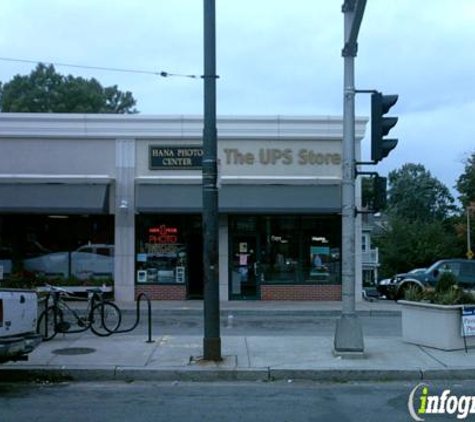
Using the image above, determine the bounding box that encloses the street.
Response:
[118,312,402,337]
[1,380,473,422]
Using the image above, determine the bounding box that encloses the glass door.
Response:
[230,235,260,300]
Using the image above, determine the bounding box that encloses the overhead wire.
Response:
[0,56,200,79]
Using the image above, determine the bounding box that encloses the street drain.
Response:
[52,347,96,355]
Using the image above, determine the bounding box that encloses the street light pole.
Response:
[202,0,221,361]
[333,0,365,357]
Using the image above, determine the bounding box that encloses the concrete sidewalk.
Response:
[2,299,475,383]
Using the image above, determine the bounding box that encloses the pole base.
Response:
[333,314,365,358]
[203,337,222,362]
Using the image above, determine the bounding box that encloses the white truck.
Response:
[0,288,42,363]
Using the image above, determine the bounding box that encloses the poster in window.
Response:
[310,246,330,279]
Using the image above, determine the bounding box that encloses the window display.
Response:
[229,215,341,296]
[135,216,202,288]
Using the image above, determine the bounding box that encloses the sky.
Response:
[0,0,474,199]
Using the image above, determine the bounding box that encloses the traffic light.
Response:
[371,92,398,163]
[373,175,387,212]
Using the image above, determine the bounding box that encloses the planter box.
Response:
[400,300,475,351]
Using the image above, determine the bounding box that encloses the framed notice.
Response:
[137,270,147,283]
[461,307,475,337]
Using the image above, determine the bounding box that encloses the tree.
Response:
[0,63,137,113]
[387,163,456,222]
[456,150,475,207]
[374,163,463,278]
[375,216,463,277]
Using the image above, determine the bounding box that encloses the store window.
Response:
[229,215,341,290]
[0,215,114,287]
[135,215,202,291]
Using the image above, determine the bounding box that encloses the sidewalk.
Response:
[2,300,475,383]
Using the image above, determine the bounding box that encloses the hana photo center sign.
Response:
[149,146,203,170]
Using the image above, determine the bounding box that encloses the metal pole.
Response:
[334,0,364,356]
[468,206,474,259]
[202,0,221,361]
[468,207,471,256]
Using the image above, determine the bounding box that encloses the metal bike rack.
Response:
[39,291,154,343]
[112,292,154,343]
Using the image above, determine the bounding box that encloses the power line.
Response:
[0,57,200,79]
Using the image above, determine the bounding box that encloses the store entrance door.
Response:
[230,235,260,300]
[187,233,204,299]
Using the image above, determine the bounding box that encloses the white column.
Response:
[114,138,136,303]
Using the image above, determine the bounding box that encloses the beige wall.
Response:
[0,138,115,175]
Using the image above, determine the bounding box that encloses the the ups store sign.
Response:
[149,146,203,170]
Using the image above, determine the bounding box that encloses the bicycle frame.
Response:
[41,288,103,336]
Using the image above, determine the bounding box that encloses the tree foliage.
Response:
[456,150,475,207]
[387,163,456,221]
[375,216,463,277]
[0,63,137,113]
[375,163,463,278]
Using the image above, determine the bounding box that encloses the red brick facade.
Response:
[260,285,342,301]
[135,284,342,301]
[135,285,187,301]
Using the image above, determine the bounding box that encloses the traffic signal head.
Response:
[371,92,399,163]
[373,175,387,212]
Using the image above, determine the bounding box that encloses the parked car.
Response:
[23,244,114,280]
[377,259,475,300]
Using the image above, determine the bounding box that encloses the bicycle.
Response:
[37,285,122,341]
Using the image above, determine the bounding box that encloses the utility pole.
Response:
[202,0,221,361]
[333,0,366,357]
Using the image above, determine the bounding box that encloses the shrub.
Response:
[435,272,457,293]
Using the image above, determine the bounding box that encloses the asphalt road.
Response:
[1,380,473,422]
[117,313,402,337]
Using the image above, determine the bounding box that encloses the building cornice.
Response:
[0,114,368,141]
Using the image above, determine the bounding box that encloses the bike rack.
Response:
[112,292,154,343]
[39,291,154,343]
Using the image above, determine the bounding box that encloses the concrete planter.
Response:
[400,300,475,351]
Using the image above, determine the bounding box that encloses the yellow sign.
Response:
[468,250,474,260]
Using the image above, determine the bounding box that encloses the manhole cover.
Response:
[52,347,96,355]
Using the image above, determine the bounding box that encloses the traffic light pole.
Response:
[334,0,365,357]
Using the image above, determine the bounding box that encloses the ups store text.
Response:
[224,148,342,166]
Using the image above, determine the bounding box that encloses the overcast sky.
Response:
[0,0,474,199]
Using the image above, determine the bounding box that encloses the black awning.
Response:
[0,183,110,214]
[136,184,340,214]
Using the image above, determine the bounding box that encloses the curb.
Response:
[2,366,475,383]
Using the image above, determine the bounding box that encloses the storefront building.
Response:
[0,114,367,303]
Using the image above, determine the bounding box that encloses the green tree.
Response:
[374,163,463,278]
[0,63,137,113]
[456,150,475,207]
[375,216,462,277]
[388,163,456,221]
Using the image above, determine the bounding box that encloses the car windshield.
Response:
[426,261,444,274]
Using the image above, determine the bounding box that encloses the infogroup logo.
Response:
[408,383,475,421]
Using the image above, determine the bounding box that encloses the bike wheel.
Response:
[37,306,63,341]
[90,302,122,336]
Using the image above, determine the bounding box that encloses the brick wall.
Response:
[135,285,187,300]
[260,285,342,301]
